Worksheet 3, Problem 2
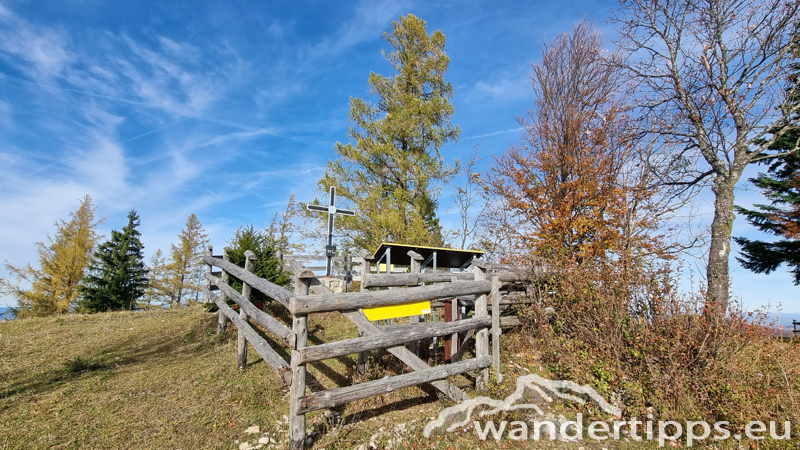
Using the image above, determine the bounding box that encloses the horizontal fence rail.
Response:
[290,279,492,315]
[297,356,492,414]
[203,287,292,384]
[204,273,293,346]
[202,243,525,450]
[362,271,521,288]
[297,317,491,364]
[203,254,293,308]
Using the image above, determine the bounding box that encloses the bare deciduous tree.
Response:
[449,141,488,250]
[613,0,800,316]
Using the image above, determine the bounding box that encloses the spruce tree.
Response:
[734,61,800,284]
[224,225,290,307]
[318,14,460,251]
[80,210,149,312]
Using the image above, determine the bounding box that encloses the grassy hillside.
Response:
[1,306,795,449]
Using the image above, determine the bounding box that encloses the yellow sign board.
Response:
[378,263,395,272]
[363,301,432,321]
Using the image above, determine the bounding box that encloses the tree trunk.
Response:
[706,176,736,317]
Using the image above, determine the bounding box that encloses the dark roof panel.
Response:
[371,243,484,269]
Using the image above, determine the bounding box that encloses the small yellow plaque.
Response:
[363,301,432,321]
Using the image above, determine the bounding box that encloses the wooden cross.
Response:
[306,186,355,276]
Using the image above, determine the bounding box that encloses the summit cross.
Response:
[306,186,355,276]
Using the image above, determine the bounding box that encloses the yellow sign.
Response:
[378,263,395,272]
[363,301,432,321]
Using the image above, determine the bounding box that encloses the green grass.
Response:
[2,306,793,449]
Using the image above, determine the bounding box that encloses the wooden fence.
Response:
[202,245,524,450]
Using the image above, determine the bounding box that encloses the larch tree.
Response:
[79,209,148,312]
[142,248,170,309]
[268,194,305,256]
[166,214,208,308]
[612,0,800,316]
[2,195,103,317]
[318,14,461,251]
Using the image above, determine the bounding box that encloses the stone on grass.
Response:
[245,426,260,434]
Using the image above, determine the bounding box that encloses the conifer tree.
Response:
[80,210,148,312]
[225,225,290,306]
[734,63,800,284]
[166,214,208,308]
[142,249,170,309]
[2,195,102,317]
[318,14,460,251]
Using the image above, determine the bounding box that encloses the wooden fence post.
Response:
[491,276,503,383]
[217,248,231,334]
[474,263,488,390]
[238,250,256,369]
[289,275,311,450]
[447,275,460,363]
[357,249,373,375]
[204,245,213,304]
[408,250,423,355]
[345,253,352,293]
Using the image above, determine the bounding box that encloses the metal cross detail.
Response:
[306,186,355,276]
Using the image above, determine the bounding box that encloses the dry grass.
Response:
[3,305,790,449]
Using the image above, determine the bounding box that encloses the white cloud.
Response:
[0,11,73,80]
[470,127,524,139]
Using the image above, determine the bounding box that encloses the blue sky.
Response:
[0,0,795,311]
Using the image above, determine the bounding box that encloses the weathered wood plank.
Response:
[204,254,293,309]
[303,277,467,402]
[450,276,459,363]
[340,309,468,403]
[205,287,291,384]
[298,356,491,414]
[298,317,491,364]
[204,246,213,304]
[290,262,316,279]
[282,254,364,264]
[238,251,255,370]
[289,278,310,450]
[491,276,503,383]
[205,272,293,345]
[217,250,231,333]
[363,271,520,288]
[474,266,489,389]
[290,280,492,315]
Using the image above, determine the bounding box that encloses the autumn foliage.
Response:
[486,20,663,267]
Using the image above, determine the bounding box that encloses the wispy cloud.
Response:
[0,8,73,80]
[471,127,524,139]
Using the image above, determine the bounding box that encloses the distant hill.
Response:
[0,307,11,321]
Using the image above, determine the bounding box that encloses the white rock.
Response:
[354,446,368,450]
[239,443,251,450]
[245,426,261,434]
[258,437,271,444]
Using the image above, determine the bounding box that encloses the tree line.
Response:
[1,3,797,320]
[311,7,799,319]
[1,196,292,317]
